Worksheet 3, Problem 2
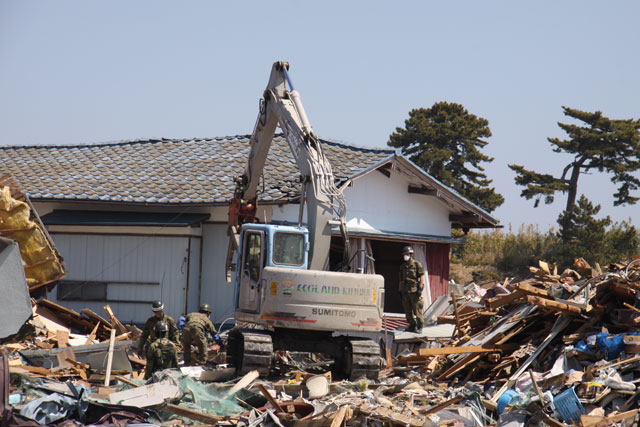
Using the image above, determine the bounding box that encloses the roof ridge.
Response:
[0,134,255,150]
[318,137,395,154]
[0,133,395,154]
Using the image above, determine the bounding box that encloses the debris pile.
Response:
[2,257,640,426]
[0,174,65,293]
[396,257,640,426]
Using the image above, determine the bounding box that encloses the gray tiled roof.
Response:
[0,135,395,205]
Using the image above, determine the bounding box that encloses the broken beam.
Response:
[526,295,581,314]
[417,344,518,357]
[423,395,463,416]
[486,290,526,310]
[161,403,224,424]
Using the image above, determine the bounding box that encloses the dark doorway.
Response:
[370,240,407,313]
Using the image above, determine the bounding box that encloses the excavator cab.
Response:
[235,223,309,313]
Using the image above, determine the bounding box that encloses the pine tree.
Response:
[555,196,639,267]
[388,102,504,213]
[509,107,640,213]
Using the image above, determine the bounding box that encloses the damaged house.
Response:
[0,135,499,325]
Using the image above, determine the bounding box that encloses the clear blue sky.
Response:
[1,1,639,231]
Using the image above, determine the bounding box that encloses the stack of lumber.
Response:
[395,257,640,426]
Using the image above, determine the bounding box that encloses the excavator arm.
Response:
[226,61,350,280]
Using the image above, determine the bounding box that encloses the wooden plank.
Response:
[526,295,581,314]
[257,384,284,413]
[114,374,139,387]
[65,358,90,370]
[80,308,111,327]
[103,305,128,335]
[437,333,505,381]
[417,344,517,357]
[619,389,640,413]
[128,354,147,367]
[56,348,75,369]
[437,311,497,325]
[603,354,640,370]
[224,370,259,398]
[329,406,350,427]
[450,291,461,340]
[486,290,526,310]
[56,330,69,347]
[16,365,52,375]
[73,366,88,380]
[528,369,545,403]
[115,332,131,342]
[436,353,481,381]
[423,395,463,416]
[104,328,116,386]
[125,324,142,340]
[85,323,100,345]
[357,404,423,427]
[33,306,71,334]
[580,409,638,427]
[517,283,549,297]
[161,403,224,424]
[38,299,82,318]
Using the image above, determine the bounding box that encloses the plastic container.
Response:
[305,375,329,399]
[553,387,585,423]
[497,389,520,414]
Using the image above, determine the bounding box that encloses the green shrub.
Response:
[452,216,639,280]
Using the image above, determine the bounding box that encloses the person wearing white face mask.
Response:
[398,246,425,332]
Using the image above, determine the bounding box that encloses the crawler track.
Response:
[226,329,273,377]
[344,338,381,380]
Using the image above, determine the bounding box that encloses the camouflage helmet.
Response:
[151,300,164,312]
[199,303,211,314]
[155,321,169,335]
[402,245,414,255]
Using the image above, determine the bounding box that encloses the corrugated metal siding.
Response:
[425,243,450,299]
[200,224,236,324]
[186,236,202,315]
[47,233,190,325]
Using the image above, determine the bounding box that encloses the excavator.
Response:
[225,62,385,379]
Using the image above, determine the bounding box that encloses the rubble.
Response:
[1,257,640,425]
[0,175,65,294]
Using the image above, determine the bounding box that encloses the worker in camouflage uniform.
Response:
[399,246,425,333]
[144,321,178,379]
[182,304,217,366]
[138,300,180,357]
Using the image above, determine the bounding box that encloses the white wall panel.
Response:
[200,223,236,325]
[48,233,190,325]
[343,170,451,236]
[271,170,452,237]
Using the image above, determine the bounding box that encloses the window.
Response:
[243,232,262,281]
[57,281,107,301]
[273,232,304,266]
[57,280,159,302]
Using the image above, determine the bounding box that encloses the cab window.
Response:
[243,232,262,281]
[273,232,304,266]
